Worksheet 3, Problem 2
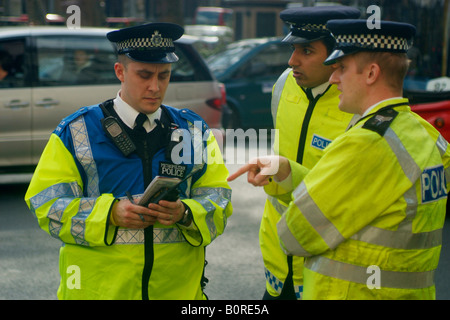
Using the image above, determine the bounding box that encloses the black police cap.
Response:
[107,22,184,63]
[280,6,361,44]
[324,19,416,65]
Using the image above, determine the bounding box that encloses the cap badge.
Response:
[151,31,163,47]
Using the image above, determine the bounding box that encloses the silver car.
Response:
[0,27,225,169]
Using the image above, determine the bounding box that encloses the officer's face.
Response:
[114,58,171,114]
[288,40,334,88]
[329,55,366,114]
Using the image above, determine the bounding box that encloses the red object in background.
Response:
[405,89,450,143]
[411,100,450,142]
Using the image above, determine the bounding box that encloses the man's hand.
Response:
[111,198,186,228]
[111,199,158,229]
[227,156,291,187]
[148,199,186,226]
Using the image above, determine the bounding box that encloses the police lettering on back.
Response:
[421,165,447,203]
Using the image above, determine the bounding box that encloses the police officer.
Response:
[229,20,450,299]
[25,23,232,300]
[259,6,360,300]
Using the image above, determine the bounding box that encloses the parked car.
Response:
[194,7,233,27]
[206,37,291,129]
[0,26,225,170]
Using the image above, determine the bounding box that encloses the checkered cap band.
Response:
[290,22,328,34]
[117,31,174,53]
[335,33,410,51]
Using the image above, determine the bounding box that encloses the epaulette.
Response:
[53,105,100,136]
[362,108,398,136]
[166,106,209,133]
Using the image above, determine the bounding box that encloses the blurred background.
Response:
[0,0,449,77]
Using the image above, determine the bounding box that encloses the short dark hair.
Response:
[322,36,336,56]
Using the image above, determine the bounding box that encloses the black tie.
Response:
[297,88,318,164]
[134,113,148,135]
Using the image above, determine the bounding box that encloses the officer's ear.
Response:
[114,62,125,83]
[366,63,381,86]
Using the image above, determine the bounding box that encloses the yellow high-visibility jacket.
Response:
[275,98,450,299]
[261,68,359,299]
[25,104,232,300]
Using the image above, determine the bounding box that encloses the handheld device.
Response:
[138,167,202,207]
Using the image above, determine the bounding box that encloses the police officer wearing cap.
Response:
[25,23,232,300]
[255,6,360,300]
[230,19,450,299]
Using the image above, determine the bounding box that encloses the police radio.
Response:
[100,100,137,157]
[102,116,137,157]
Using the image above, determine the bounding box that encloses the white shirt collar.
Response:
[113,91,161,132]
[310,82,331,98]
[362,97,403,117]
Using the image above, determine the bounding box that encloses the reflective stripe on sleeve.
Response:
[292,182,346,250]
[268,195,288,215]
[28,181,82,215]
[277,215,311,256]
[191,187,232,241]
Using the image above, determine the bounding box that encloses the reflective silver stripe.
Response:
[191,187,231,241]
[436,134,450,184]
[47,198,72,239]
[69,116,100,197]
[271,68,292,128]
[385,127,422,184]
[71,198,96,245]
[114,195,192,244]
[292,182,346,250]
[29,181,81,214]
[68,116,101,245]
[351,185,443,249]
[268,195,288,215]
[351,225,443,250]
[114,228,186,245]
[264,267,304,299]
[305,255,435,289]
[278,214,311,256]
[351,127,443,250]
[29,182,84,241]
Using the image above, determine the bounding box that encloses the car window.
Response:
[35,35,118,86]
[171,42,211,82]
[206,44,256,75]
[233,43,291,79]
[0,38,27,88]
